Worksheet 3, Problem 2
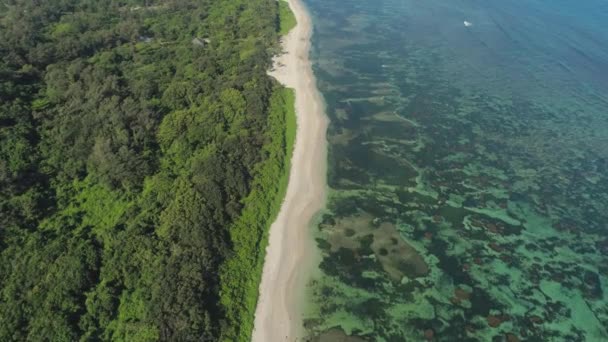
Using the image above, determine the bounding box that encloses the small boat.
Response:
[464,21,473,27]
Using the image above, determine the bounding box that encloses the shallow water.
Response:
[302,0,608,340]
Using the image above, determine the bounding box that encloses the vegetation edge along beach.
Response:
[218,2,298,341]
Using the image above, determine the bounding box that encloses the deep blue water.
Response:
[303,0,608,340]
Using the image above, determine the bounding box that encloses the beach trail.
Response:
[251,0,328,340]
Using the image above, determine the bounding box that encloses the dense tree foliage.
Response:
[0,0,295,340]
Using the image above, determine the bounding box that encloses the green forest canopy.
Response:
[0,0,296,341]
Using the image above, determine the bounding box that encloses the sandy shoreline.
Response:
[251,0,328,341]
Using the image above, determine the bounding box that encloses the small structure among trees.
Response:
[192,37,211,47]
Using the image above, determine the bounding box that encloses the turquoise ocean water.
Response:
[302,0,608,340]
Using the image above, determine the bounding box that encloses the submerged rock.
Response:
[487,314,508,328]
[506,333,520,342]
[324,213,429,281]
[314,328,367,342]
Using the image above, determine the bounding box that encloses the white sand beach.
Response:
[251,0,328,341]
